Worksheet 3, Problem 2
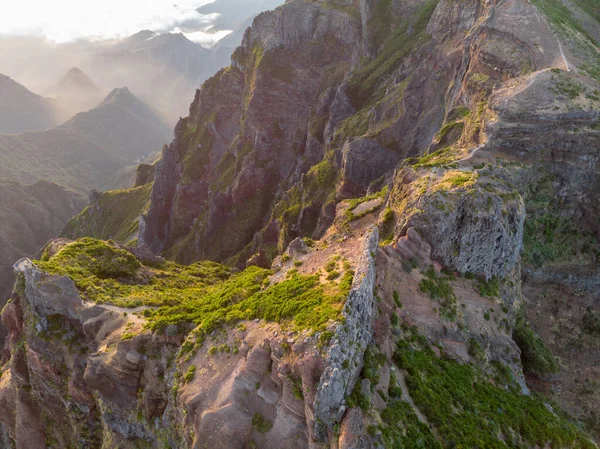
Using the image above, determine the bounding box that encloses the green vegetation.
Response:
[522,213,600,268]
[62,183,152,242]
[213,153,237,192]
[440,171,475,188]
[551,73,584,99]
[530,0,600,81]
[380,207,395,244]
[36,238,354,335]
[476,277,500,297]
[347,381,371,411]
[412,147,459,168]
[178,116,215,184]
[394,338,595,448]
[402,257,419,273]
[121,332,135,340]
[530,0,597,45]
[419,266,458,321]
[393,290,402,308]
[39,238,141,278]
[344,187,388,224]
[274,154,338,250]
[184,365,196,383]
[252,413,273,434]
[523,174,600,268]
[467,338,486,362]
[326,270,341,280]
[582,307,600,336]
[336,107,371,137]
[363,346,387,386]
[435,121,464,143]
[379,397,441,448]
[289,375,304,400]
[571,0,600,22]
[388,371,402,398]
[305,157,338,193]
[37,238,231,307]
[318,330,334,349]
[142,266,352,332]
[513,311,560,375]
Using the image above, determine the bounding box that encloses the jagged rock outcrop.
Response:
[142,0,383,264]
[388,166,525,280]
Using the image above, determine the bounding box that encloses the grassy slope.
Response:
[359,327,596,448]
[36,238,354,334]
[62,183,153,243]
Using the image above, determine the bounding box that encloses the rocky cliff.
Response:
[1,0,599,447]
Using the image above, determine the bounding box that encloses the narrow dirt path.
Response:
[527,0,573,71]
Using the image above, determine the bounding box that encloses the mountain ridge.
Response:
[0,74,63,134]
[0,86,171,192]
[0,0,598,447]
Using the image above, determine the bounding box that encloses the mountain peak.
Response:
[99,86,136,106]
[0,73,33,93]
[56,67,98,93]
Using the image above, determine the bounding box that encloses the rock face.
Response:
[141,0,373,264]
[388,166,525,280]
[2,0,600,446]
[313,227,378,440]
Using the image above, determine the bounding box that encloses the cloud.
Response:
[0,0,219,43]
[172,27,233,47]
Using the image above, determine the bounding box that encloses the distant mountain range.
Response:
[0,0,284,307]
[0,0,285,126]
[0,86,171,192]
[0,74,63,134]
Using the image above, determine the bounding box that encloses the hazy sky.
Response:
[0,0,229,44]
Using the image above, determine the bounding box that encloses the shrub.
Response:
[419,266,457,321]
[582,307,600,335]
[394,339,594,448]
[476,277,500,297]
[393,290,402,308]
[184,365,197,383]
[37,239,354,335]
[347,381,370,411]
[467,338,485,361]
[252,413,273,434]
[513,312,559,375]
